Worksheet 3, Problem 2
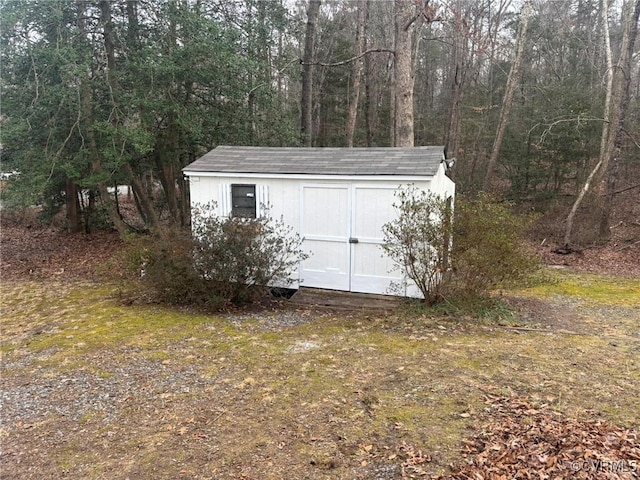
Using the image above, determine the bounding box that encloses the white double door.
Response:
[300,184,403,295]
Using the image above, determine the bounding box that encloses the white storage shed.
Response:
[183,146,455,297]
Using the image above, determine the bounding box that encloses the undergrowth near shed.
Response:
[118,203,307,311]
[1,269,638,479]
[382,191,541,306]
[450,193,541,295]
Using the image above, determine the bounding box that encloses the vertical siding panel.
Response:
[219,183,231,216]
[258,184,269,217]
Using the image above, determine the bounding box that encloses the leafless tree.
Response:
[301,0,321,146]
[483,0,532,190]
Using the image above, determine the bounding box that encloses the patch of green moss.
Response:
[372,394,479,459]
[1,281,263,374]
[517,270,640,306]
[361,331,432,355]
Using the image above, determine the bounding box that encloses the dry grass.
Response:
[1,271,638,479]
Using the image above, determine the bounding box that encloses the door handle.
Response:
[349,238,359,244]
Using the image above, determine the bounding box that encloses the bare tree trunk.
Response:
[125,163,161,230]
[393,0,416,147]
[389,57,396,146]
[161,1,182,225]
[563,0,615,247]
[65,178,83,233]
[77,1,129,237]
[364,28,374,147]
[444,0,467,163]
[100,0,118,104]
[301,0,321,147]
[596,0,615,179]
[80,74,128,236]
[345,0,367,147]
[483,0,532,190]
[158,122,181,225]
[126,0,139,48]
[562,157,604,249]
[599,0,640,240]
[88,132,130,236]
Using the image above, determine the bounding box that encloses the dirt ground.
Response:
[1,216,639,479]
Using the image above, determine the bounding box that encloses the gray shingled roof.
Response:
[183,146,444,176]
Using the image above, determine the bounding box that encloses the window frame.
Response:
[230,184,257,219]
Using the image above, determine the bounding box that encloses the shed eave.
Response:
[182,171,435,182]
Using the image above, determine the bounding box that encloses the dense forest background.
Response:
[1,0,638,249]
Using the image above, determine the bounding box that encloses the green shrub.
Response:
[123,203,307,311]
[382,189,539,306]
[382,186,453,304]
[142,231,224,310]
[189,203,307,305]
[451,193,539,295]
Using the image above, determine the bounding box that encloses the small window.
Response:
[231,184,256,218]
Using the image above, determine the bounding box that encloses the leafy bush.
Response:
[451,193,539,295]
[126,203,307,310]
[140,231,225,309]
[382,186,453,304]
[382,189,539,306]
[189,203,307,305]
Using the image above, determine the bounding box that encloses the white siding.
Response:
[429,163,456,199]
[186,173,453,296]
